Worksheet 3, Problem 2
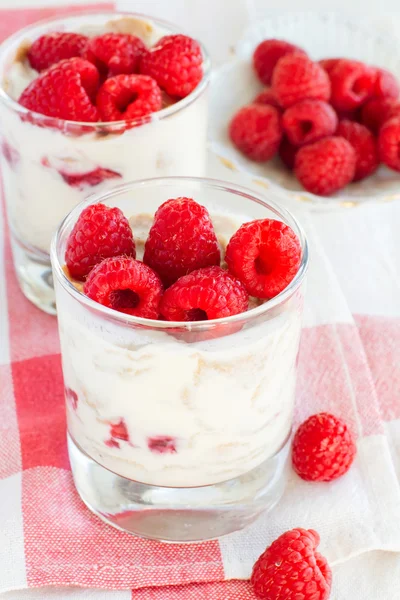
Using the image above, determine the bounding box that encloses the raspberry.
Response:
[361,98,400,133]
[96,74,162,121]
[143,197,220,287]
[28,32,88,72]
[229,104,282,162]
[41,157,121,188]
[106,419,130,449]
[253,87,281,109]
[65,387,78,411]
[279,137,298,170]
[225,219,301,299]
[329,59,375,111]
[292,412,357,482]
[140,34,203,98]
[19,57,99,122]
[160,266,248,321]
[83,33,147,77]
[148,436,176,454]
[251,529,332,600]
[295,136,356,196]
[318,57,342,75]
[1,140,19,166]
[337,120,379,181]
[65,203,135,280]
[373,68,400,99]
[253,39,306,85]
[378,117,400,172]
[282,99,338,146]
[272,54,330,108]
[84,256,162,318]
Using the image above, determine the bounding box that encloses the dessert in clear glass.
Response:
[51,176,308,542]
[0,11,210,314]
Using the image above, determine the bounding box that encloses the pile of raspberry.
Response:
[64,197,301,321]
[229,38,400,196]
[17,29,203,123]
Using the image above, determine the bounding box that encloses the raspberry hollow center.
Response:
[186,308,208,321]
[255,254,274,276]
[117,89,138,112]
[109,288,140,310]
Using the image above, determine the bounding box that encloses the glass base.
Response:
[68,434,291,542]
[11,234,56,315]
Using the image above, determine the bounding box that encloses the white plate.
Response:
[209,13,400,209]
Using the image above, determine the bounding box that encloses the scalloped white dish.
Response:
[209,13,400,209]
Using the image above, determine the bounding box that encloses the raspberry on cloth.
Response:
[1,4,400,600]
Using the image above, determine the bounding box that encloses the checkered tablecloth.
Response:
[1,3,400,599]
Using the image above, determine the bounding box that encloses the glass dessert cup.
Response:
[51,176,309,542]
[0,11,210,315]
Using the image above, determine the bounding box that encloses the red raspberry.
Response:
[229,104,282,162]
[279,137,298,170]
[225,219,301,299]
[361,98,400,133]
[140,34,203,98]
[373,68,400,100]
[251,528,332,600]
[318,57,342,75]
[337,120,379,181]
[58,166,121,188]
[253,87,281,110]
[329,59,375,111]
[160,266,248,321]
[65,387,78,411]
[148,436,176,454]
[83,33,147,77]
[272,54,330,108]
[143,197,220,287]
[253,39,306,85]
[84,256,162,318]
[65,203,135,280]
[295,136,356,196]
[378,117,400,172]
[282,99,338,146]
[292,412,357,482]
[106,419,130,448]
[19,57,99,122]
[28,32,88,72]
[96,74,162,121]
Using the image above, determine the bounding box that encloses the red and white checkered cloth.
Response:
[1,4,400,600]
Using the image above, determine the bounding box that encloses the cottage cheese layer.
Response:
[0,16,208,254]
[56,213,303,488]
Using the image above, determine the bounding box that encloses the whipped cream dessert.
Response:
[0,14,208,254]
[56,212,303,488]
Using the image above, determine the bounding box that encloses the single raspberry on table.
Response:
[251,528,332,600]
[318,57,342,75]
[65,203,135,280]
[279,137,298,170]
[378,116,400,171]
[19,57,99,122]
[140,34,203,98]
[84,256,162,318]
[329,59,375,111]
[28,32,88,72]
[83,33,147,77]
[143,197,220,287]
[337,120,379,181]
[282,99,338,146]
[253,39,306,85]
[292,412,357,482]
[253,87,281,110]
[160,266,248,321]
[229,104,282,162]
[96,74,162,121]
[373,68,400,100]
[272,54,331,108]
[294,136,356,196]
[225,219,301,299]
[361,98,400,133]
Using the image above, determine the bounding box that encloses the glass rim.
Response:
[0,9,211,130]
[51,176,309,331]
